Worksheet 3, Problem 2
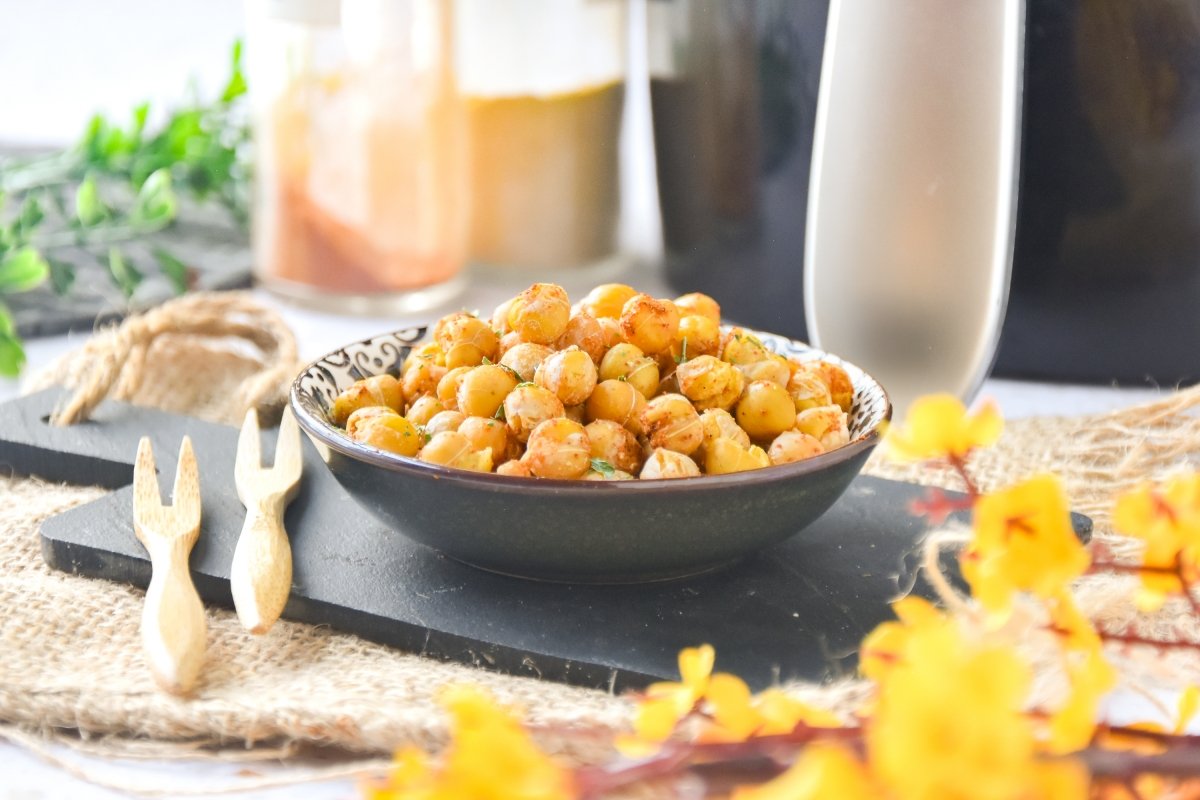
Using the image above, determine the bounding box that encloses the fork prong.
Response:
[235,409,262,484]
[170,436,202,530]
[132,437,162,522]
[272,407,303,486]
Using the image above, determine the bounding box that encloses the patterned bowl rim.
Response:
[291,324,893,491]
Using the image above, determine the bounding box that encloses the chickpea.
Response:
[674,292,721,323]
[721,328,771,366]
[435,313,499,369]
[524,418,591,479]
[585,379,646,434]
[402,341,445,372]
[345,405,400,439]
[401,359,446,405]
[492,297,516,336]
[676,355,745,411]
[455,364,519,419]
[598,342,660,400]
[508,283,571,344]
[500,342,554,383]
[787,368,834,412]
[596,317,625,349]
[795,405,850,450]
[459,416,511,463]
[640,393,704,456]
[426,410,466,436]
[535,346,598,406]
[503,384,566,443]
[496,459,533,477]
[497,330,524,358]
[735,380,796,441]
[418,431,493,473]
[670,314,721,361]
[585,419,642,474]
[554,312,607,363]
[405,395,444,427]
[699,408,751,451]
[330,373,404,426]
[738,356,791,388]
[619,294,679,355]
[704,438,771,475]
[639,448,701,479]
[579,283,638,320]
[584,468,635,481]
[436,365,472,411]
[812,360,854,412]
[768,430,825,465]
[352,413,423,458]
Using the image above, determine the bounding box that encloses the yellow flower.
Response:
[730,743,875,800]
[753,688,843,734]
[364,748,436,800]
[1046,593,1102,653]
[963,474,1090,620]
[1046,648,1117,754]
[884,393,1003,463]
[859,596,951,682]
[631,644,715,742]
[1113,474,1200,610]
[867,606,1039,800]
[702,677,843,743]
[1026,760,1090,800]
[1177,685,1200,734]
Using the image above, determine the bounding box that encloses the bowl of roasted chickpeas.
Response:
[291,282,891,583]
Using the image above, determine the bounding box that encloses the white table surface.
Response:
[0,282,1177,799]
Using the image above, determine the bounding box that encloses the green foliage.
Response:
[0,39,249,377]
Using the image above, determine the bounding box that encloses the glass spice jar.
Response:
[246,0,467,312]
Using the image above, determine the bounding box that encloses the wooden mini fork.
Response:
[231,408,303,634]
[132,436,206,696]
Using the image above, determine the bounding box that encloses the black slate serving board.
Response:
[3,388,1090,691]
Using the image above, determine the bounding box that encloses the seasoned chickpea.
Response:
[508,283,571,344]
[704,438,771,475]
[405,395,444,427]
[500,342,554,383]
[579,283,638,320]
[401,359,447,404]
[768,430,825,465]
[585,379,646,434]
[524,418,591,479]
[503,384,566,443]
[497,330,524,358]
[436,365,472,410]
[496,459,533,477]
[640,393,704,456]
[674,292,721,323]
[598,342,659,399]
[639,448,701,479]
[402,342,445,372]
[721,328,771,366]
[353,414,423,457]
[795,405,850,450]
[596,317,625,349]
[534,346,598,406]
[787,368,834,412]
[456,364,519,418]
[435,313,499,369]
[426,410,466,436]
[345,405,400,439]
[670,314,721,361]
[492,297,516,336]
[812,361,854,412]
[619,294,679,355]
[583,468,635,481]
[737,356,791,387]
[554,312,607,363]
[584,419,642,474]
[419,431,493,472]
[699,408,751,451]
[459,416,511,463]
[735,380,796,440]
[676,355,745,411]
[330,374,404,426]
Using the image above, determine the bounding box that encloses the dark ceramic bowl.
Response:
[291,326,891,583]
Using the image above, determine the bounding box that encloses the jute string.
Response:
[3,294,1199,794]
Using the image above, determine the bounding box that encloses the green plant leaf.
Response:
[221,39,247,103]
[0,246,50,293]
[75,175,104,226]
[107,246,142,298]
[152,247,189,294]
[16,195,44,240]
[132,168,178,226]
[47,257,76,295]
[0,303,25,377]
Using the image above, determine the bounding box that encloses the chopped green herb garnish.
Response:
[674,337,689,364]
[515,381,536,389]
[498,363,522,382]
[493,404,507,421]
[589,458,616,477]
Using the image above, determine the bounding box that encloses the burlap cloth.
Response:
[2,293,1198,770]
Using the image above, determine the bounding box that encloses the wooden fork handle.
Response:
[142,538,207,696]
[230,498,293,635]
